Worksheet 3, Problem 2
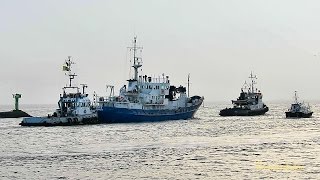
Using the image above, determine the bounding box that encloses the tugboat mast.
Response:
[129,37,143,80]
[188,74,190,98]
[249,72,257,93]
[294,91,298,104]
[63,56,77,88]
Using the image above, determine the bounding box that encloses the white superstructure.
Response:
[97,37,202,111]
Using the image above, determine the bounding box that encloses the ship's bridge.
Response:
[123,75,171,105]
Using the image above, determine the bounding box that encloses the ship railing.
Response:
[96,95,131,104]
[138,76,170,84]
[232,100,249,105]
[144,102,165,106]
[61,98,77,102]
[96,96,114,103]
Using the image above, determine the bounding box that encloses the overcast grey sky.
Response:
[1,0,320,105]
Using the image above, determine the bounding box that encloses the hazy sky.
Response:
[1,0,320,105]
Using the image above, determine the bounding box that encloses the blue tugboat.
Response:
[96,37,204,123]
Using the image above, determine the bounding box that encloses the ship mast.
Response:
[63,56,77,88]
[294,91,298,104]
[129,37,143,80]
[188,73,190,97]
[249,72,257,93]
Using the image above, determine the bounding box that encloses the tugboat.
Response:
[0,94,31,118]
[96,37,204,123]
[285,91,313,118]
[20,56,98,126]
[219,73,269,116]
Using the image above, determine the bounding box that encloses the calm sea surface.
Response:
[1,102,320,179]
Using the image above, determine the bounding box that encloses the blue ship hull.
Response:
[97,104,202,123]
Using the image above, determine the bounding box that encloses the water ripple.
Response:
[1,103,320,179]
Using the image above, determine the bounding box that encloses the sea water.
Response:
[0,102,320,179]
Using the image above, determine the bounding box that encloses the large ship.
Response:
[20,57,98,126]
[285,91,313,118]
[96,37,204,123]
[219,73,269,116]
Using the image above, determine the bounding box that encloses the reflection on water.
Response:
[1,103,320,179]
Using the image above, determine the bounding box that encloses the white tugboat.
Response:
[20,56,98,126]
[96,37,204,123]
[219,72,269,116]
[285,91,313,118]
